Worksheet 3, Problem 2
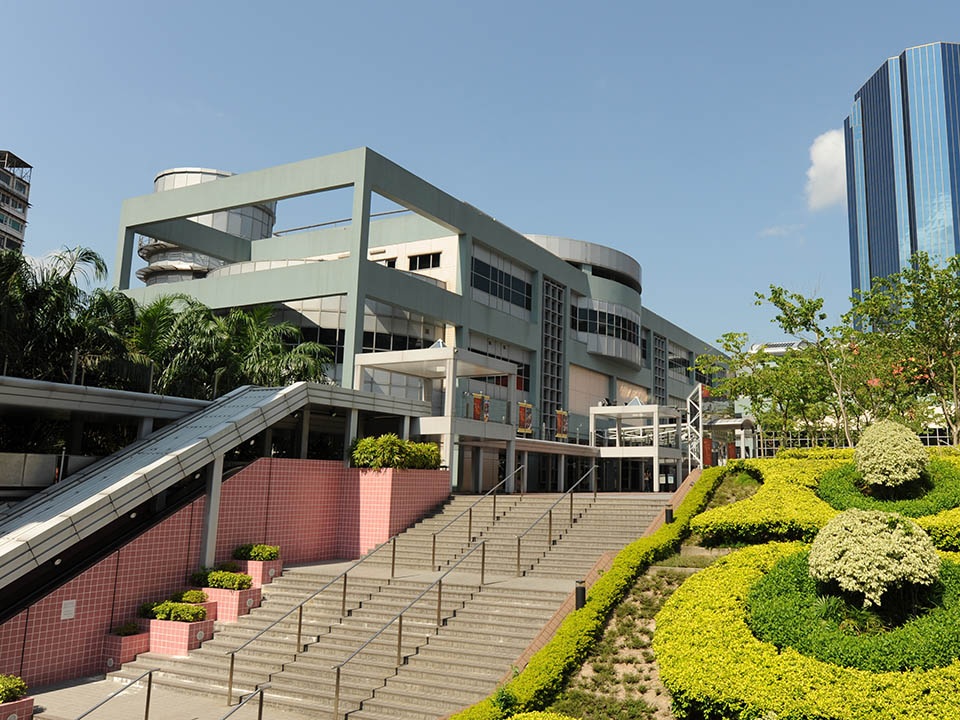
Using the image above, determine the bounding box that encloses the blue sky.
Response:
[6,1,958,346]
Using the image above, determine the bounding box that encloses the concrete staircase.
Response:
[109,491,670,719]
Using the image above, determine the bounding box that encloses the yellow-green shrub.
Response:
[776,447,855,460]
[448,466,727,720]
[654,542,960,720]
[510,714,581,720]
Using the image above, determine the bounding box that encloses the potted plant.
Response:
[232,544,283,587]
[170,589,217,622]
[190,568,261,622]
[0,674,32,720]
[103,621,151,671]
[138,600,214,656]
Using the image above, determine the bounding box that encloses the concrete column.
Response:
[261,428,273,458]
[653,408,660,493]
[557,454,566,492]
[401,415,411,440]
[343,409,359,466]
[505,439,516,492]
[137,417,154,440]
[472,446,484,493]
[200,454,225,567]
[589,411,596,447]
[113,227,136,290]
[340,158,372,391]
[616,417,622,447]
[676,458,683,487]
[443,357,457,417]
[298,405,311,459]
[521,451,529,493]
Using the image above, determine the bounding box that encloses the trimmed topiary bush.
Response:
[171,589,208,603]
[233,543,280,561]
[809,509,940,607]
[205,570,253,590]
[151,601,206,622]
[0,674,28,704]
[854,420,927,489]
[817,459,960,517]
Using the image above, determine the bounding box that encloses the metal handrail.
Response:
[430,464,525,568]
[223,533,402,704]
[73,667,160,720]
[330,540,488,720]
[515,465,597,576]
[220,684,271,720]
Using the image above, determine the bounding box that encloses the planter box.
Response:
[0,696,33,720]
[103,631,150,670]
[148,618,214,656]
[203,587,261,622]
[238,559,283,587]
[191,600,217,622]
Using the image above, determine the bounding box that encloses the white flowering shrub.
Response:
[854,420,927,488]
[808,509,940,607]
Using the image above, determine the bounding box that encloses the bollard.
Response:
[226,653,235,705]
[575,580,586,610]
[664,507,674,524]
[144,671,153,720]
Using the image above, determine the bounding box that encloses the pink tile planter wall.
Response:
[0,696,33,720]
[148,619,214,656]
[102,632,150,671]
[238,559,283,587]
[0,458,449,687]
[202,588,261,623]
[192,601,217,622]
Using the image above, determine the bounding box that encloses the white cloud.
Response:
[758,223,804,238]
[805,129,846,211]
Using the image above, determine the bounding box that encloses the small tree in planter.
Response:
[103,621,150,671]
[139,600,214,656]
[233,544,282,587]
[0,674,31,720]
[190,568,261,622]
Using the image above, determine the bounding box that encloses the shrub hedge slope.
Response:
[654,543,960,720]
[817,460,960,517]
[448,466,727,720]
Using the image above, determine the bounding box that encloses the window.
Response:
[470,256,532,310]
[14,181,26,195]
[0,173,8,187]
[409,252,440,270]
[377,258,397,268]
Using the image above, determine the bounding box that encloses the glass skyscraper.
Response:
[845,42,960,295]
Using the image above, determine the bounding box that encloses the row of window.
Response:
[0,172,27,196]
[0,211,23,233]
[0,191,26,213]
[468,345,532,393]
[570,305,640,345]
[409,252,441,270]
[471,257,533,310]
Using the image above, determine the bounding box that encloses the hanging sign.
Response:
[473,393,490,422]
[518,402,533,434]
[556,409,568,439]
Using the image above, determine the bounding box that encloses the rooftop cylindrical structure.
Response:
[137,168,277,286]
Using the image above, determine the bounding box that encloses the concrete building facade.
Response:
[114,148,719,492]
[0,151,31,252]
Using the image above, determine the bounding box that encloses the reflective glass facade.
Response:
[845,42,960,294]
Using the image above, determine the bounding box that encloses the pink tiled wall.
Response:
[0,459,448,688]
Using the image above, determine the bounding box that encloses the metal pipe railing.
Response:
[515,465,597,577]
[430,465,525,569]
[224,534,400,705]
[331,540,488,720]
[219,684,271,720]
[73,667,160,720]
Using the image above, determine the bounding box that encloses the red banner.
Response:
[518,402,533,434]
[556,409,568,439]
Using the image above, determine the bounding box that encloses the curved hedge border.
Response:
[448,466,728,720]
[511,714,581,720]
[691,453,960,548]
[817,461,960,517]
[747,550,960,672]
[654,542,960,720]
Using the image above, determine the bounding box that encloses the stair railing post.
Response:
[547,509,553,551]
[492,486,497,523]
[431,533,437,570]
[296,604,303,651]
[593,465,597,501]
[341,574,348,618]
[396,613,404,666]
[436,579,443,627]
[391,536,397,578]
[481,541,486,585]
[516,535,521,577]
[226,652,235,706]
[569,490,574,528]
[333,666,341,720]
[144,670,153,720]
[468,507,473,542]
[257,688,265,720]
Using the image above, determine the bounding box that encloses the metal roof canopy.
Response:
[354,346,517,380]
[705,417,756,431]
[589,403,682,421]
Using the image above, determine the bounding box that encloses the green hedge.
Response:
[448,466,727,720]
[233,543,280,561]
[692,454,960,549]
[351,433,442,469]
[776,447,855,460]
[171,589,208,603]
[748,549,960,671]
[138,600,207,622]
[510,714,581,720]
[0,674,27,703]
[654,542,960,720]
[817,460,960,517]
[190,568,253,590]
